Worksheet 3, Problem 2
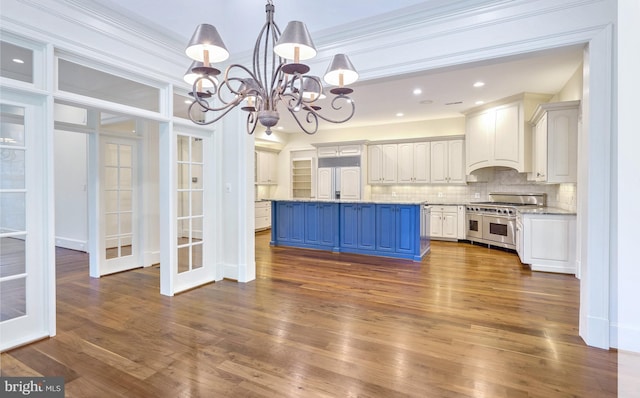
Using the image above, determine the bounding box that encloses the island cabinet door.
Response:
[376,204,397,252]
[290,202,306,243]
[276,202,292,242]
[304,203,321,245]
[395,205,417,254]
[340,204,359,248]
[318,203,339,247]
[276,202,305,243]
[358,204,377,250]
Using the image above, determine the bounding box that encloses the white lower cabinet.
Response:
[519,212,576,274]
[429,205,458,240]
[255,201,272,231]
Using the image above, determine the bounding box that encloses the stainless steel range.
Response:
[466,193,546,250]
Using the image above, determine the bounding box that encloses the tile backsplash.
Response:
[370,169,577,211]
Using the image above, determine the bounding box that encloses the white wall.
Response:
[617,0,640,392]
[54,130,88,251]
[551,64,584,102]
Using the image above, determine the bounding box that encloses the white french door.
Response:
[161,132,216,295]
[0,94,52,351]
[99,136,140,275]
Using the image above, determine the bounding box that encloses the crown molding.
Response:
[3,0,187,85]
[58,0,185,54]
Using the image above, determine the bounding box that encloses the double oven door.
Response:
[466,212,516,249]
[482,215,515,248]
[466,213,483,240]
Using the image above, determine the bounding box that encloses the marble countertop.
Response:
[517,207,576,215]
[268,198,427,205]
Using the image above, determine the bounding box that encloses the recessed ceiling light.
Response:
[12,58,24,64]
[277,126,284,130]
[475,100,485,105]
[413,88,422,95]
[473,81,485,88]
[184,100,191,104]
[396,112,404,117]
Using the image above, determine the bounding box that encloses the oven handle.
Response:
[480,213,516,220]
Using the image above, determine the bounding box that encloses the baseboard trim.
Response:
[581,315,611,349]
[144,251,160,267]
[617,323,640,352]
[55,237,87,252]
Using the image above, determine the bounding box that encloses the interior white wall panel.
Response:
[53,130,88,251]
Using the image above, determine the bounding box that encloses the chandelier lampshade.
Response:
[324,54,359,87]
[185,24,229,64]
[274,21,317,61]
[182,0,358,135]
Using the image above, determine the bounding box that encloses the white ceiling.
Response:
[21,1,586,132]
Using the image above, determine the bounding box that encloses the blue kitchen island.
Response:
[270,200,430,261]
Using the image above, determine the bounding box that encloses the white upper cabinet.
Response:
[431,139,465,184]
[465,110,493,171]
[465,93,552,174]
[317,144,362,158]
[337,145,361,157]
[529,101,579,183]
[397,142,430,184]
[368,144,397,184]
[317,146,339,158]
[255,150,278,185]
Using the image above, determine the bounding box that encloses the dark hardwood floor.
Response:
[1,232,617,397]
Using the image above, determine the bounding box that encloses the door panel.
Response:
[0,98,50,351]
[170,133,216,294]
[100,138,139,274]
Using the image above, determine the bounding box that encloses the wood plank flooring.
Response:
[1,232,617,397]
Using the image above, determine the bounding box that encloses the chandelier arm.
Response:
[190,76,219,111]
[190,87,244,114]
[246,112,258,135]
[279,77,305,112]
[286,106,319,135]
[186,97,244,126]
[310,95,357,124]
[222,64,261,96]
[253,23,270,90]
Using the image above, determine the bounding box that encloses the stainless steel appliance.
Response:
[466,193,546,250]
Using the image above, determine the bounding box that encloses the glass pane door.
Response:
[177,135,204,273]
[100,137,138,275]
[1,105,27,322]
[0,99,49,351]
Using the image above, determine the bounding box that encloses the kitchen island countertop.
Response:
[269,198,427,205]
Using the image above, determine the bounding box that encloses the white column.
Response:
[577,25,614,349]
[221,108,255,282]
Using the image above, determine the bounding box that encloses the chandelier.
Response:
[183,0,358,135]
